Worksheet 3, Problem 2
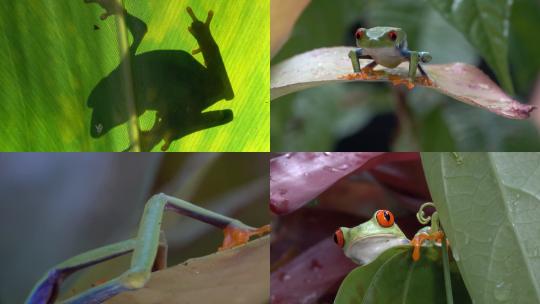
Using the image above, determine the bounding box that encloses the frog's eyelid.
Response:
[355,28,365,40]
[388,30,397,41]
[334,229,345,248]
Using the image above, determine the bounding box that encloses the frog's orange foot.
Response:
[417,75,435,87]
[344,72,370,81]
[360,66,374,75]
[219,224,271,251]
[388,74,415,90]
[360,67,386,80]
[410,231,445,261]
[410,234,425,262]
[339,70,385,81]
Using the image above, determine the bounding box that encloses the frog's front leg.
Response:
[403,50,432,83]
[348,48,373,73]
[186,7,214,55]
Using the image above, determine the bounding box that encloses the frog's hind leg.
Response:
[417,63,428,77]
[27,234,169,304]
[361,60,379,75]
[159,110,234,151]
[26,239,136,304]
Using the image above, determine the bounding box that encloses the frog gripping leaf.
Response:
[348,27,432,86]
[333,208,471,303]
[25,194,269,304]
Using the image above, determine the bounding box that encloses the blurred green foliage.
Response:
[271,0,540,151]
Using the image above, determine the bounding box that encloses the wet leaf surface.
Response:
[270,152,419,215]
[271,238,357,304]
[422,153,540,303]
[271,47,534,119]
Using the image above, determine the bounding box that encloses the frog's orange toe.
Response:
[412,246,421,261]
[219,224,271,251]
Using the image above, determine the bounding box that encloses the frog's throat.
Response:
[344,234,409,266]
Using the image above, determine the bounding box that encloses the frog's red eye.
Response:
[388,31,397,41]
[376,210,394,227]
[355,29,364,40]
[334,229,345,248]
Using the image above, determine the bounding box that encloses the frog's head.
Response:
[334,210,409,265]
[355,27,406,49]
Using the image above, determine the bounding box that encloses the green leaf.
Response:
[421,152,540,303]
[0,0,269,151]
[427,0,515,94]
[335,246,471,304]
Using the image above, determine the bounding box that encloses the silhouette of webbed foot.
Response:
[186,7,214,55]
[84,0,125,20]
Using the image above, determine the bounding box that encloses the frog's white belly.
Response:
[344,235,409,265]
[363,47,405,68]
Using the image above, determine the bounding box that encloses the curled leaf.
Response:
[271,47,535,119]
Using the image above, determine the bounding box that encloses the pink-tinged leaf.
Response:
[530,76,540,129]
[271,238,357,304]
[271,47,535,119]
[270,152,419,215]
[271,208,362,265]
[317,178,399,218]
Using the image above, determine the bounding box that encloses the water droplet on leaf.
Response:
[494,281,511,301]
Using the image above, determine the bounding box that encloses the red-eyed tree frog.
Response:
[334,206,445,265]
[348,27,432,83]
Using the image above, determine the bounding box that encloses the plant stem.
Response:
[114,0,141,151]
[442,233,454,304]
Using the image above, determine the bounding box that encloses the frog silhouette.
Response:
[85,0,234,151]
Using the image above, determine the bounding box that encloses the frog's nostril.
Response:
[334,229,345,248]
